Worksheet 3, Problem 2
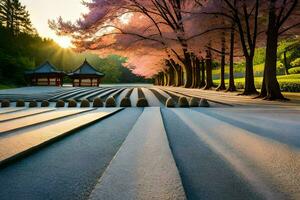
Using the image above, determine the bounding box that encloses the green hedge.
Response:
[230,81,300,92]
[290,58,300,67]
[288,67,300,74]
[214,74,300,92]
[231,81,300,92]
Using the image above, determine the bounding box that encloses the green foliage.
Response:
[288,67,300,74]
[253,62,285,76]
[290,58,300,67]
[214,74,300,92]
[278,39,300,71]
[0,26,150,85]
[0,84,15,90]
[0,0,35,34]
[213,39,300,80]
[253,47,266,65]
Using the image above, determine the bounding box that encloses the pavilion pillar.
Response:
[79,78,82,87]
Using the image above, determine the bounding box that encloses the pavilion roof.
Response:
[25,61,64,75]
[68,59,105,77]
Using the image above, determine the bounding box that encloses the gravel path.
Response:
[0,86,299,200]
[0,108,94,133]
[0,108,142,200]
[130,88,139,107]
[89,107,186,200]
[166,108,300,200]
[0,108,121,165]
[141,87,162,107]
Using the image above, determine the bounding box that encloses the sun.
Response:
[54,36,73,48]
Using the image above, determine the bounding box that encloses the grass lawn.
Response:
[212,62,286,78]
[0,84,16,90]
[213,74,300,92]
[214,74,300,83]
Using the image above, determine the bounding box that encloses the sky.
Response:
[20,0,88,47]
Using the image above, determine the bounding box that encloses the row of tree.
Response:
[51,0,300,100]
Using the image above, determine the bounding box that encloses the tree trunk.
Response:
[203,50,213,90]
[216,33,226,91]
[192,64,197,88]
[154,77,158,85]
[184,63,192,88]
[259,0,286,100]
[171,64,178,86]
[191,59,196,88]
[190,54,199,88]
[177,64,183,86]
[169,59,179,86]
[183,52,193,88]
[166,60,175,86]
[158,72,163,86]
[168,67,175,86]
[241,57,258,95]
[195,57,201,88]
[199,59,206,88]
[164,72,168,86]
[226,23,237,92]
[172,66,178,86]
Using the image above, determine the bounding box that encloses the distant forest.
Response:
[0,0,150,86]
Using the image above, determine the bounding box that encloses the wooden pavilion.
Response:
[68,59,105,87]
[25,61,65,86]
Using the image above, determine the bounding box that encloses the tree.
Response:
[0,0,34,34]
[226,21,237,91]
[203,48,214,89]
[50,0,214,87]
[259,0,300,100]
[216,32,226,90]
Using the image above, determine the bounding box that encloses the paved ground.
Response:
[0,85,299,200]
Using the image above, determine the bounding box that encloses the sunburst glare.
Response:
[54,35,73,48]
